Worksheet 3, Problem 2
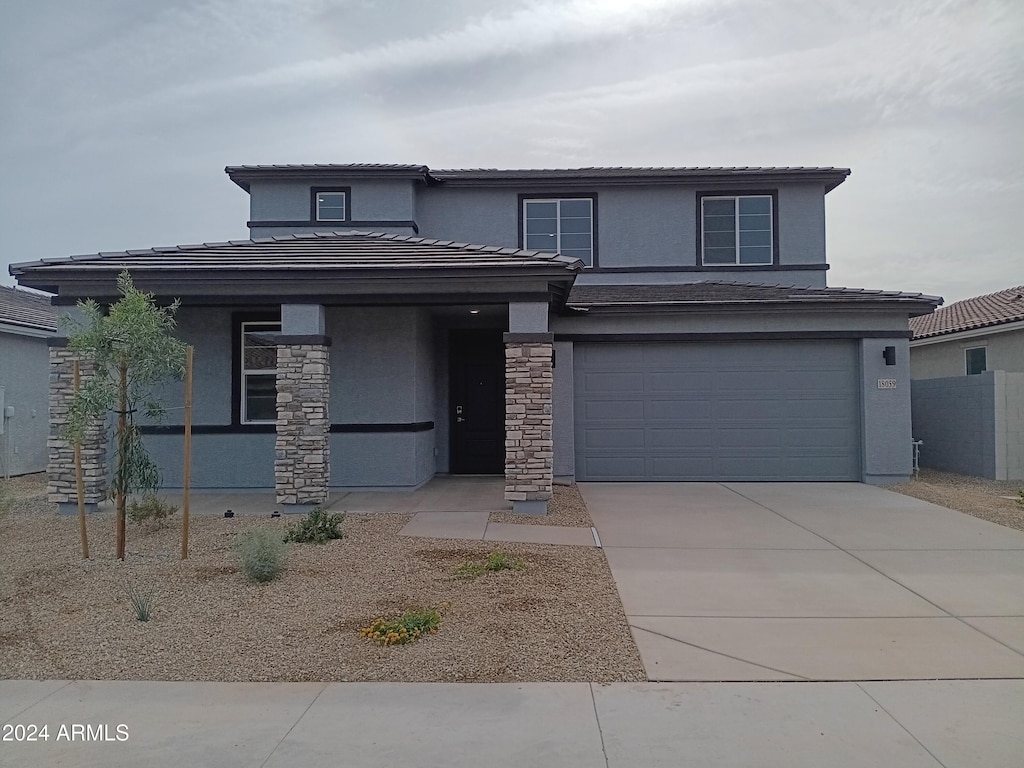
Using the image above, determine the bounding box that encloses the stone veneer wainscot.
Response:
[274,343,330,506]
[504,340,554,511]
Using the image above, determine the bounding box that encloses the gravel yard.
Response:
[887,468,1024,532]
[0,477,644,683]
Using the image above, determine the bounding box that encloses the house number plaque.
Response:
[877,378,897,389]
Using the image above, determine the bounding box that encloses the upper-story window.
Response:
[965,346,987,375]
[312,188,350,222]
[701,194,774,266]
[522,197,594,266]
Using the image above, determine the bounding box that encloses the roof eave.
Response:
[224,165,434,192]
[569,297,941,315]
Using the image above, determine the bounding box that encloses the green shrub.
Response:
[124,581,155,622]
[126,494,178,529]
[234,528,286,582]
[283,507,345,544]
[455,549,524,579]
[1018,489,1023,508]
[360,608,441,646]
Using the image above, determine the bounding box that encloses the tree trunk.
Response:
[116,360,128,561]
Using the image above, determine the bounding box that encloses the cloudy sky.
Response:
[1,0,1020,304]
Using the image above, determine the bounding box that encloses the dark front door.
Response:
[450,329,505,474]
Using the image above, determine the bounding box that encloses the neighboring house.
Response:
[909,286,1024,378]
[10,164,940,514]
[0,284,57,477]
[909,286,1024,481]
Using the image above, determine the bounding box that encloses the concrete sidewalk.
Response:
[582,482,1024,682]
[2,679,1021,767]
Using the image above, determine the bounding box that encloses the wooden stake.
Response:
[73,360,89,560]
[181,345,193,559]
[115,361,127,561]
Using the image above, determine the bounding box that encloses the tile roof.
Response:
[0,284,57,332]
[431,165,848,178]
[10,231,584,277]
[909,285,1024,339]
[568,281,942,314]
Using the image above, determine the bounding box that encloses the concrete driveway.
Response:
[580,482,1024,682]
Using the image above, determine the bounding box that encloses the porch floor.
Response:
[152,475,510,517]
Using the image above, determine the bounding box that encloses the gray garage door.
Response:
[574,340,861,481]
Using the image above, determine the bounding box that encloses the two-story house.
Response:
[10,164,941,514]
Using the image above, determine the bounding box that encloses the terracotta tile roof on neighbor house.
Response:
[568,281,942,314]
[0,284,56,332]
[909,285,1024,339]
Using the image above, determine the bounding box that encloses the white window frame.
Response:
[701,194,774,266]
[240,321,281,424]
[965,346,987,376]
[315,191,347,222]
[522,197,594,265]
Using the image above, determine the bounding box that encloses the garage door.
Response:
[574,340,860,481]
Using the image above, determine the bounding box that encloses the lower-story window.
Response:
[241,320,281,423]
[965,346,987,376]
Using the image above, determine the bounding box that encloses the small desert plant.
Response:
[360,608,441,646]
[126,494,178,529]
[124,581,155,622]
[234,528,286,582]
[283,506,345,544]
[455,549,525,579]
[1017,489,1023,507]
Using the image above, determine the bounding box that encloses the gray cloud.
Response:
[1,0,1020,303]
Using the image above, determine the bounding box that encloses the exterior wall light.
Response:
[883,346,896,366]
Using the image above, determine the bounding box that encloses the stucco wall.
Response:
[860,337,914,483]
[252,177,831,284]
[911,328,1024,379]
[144,306,438,490]
[248,178,416,223]
[552,340,575,482]
[0,330,51,476]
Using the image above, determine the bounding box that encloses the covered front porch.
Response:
[11,232,582,515]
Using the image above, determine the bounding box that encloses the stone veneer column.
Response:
[504,333,554,515]
[47,344,107,512]
[275,342,330,508]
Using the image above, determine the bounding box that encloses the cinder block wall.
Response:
[911,371,1023,480]
[1004,373,1024,480]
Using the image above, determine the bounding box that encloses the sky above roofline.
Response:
[1,0,1020,304]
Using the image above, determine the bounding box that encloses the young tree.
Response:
[64,271,187,560]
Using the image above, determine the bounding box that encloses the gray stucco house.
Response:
[0,285,57,477]
[10,164,941,513]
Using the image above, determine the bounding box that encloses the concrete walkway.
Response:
[397,510,598,546]
[581,482,1024,682]
[2,679,1021,767]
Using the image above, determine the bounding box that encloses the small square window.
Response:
[965,347,987,375]
[314,191,347,222]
